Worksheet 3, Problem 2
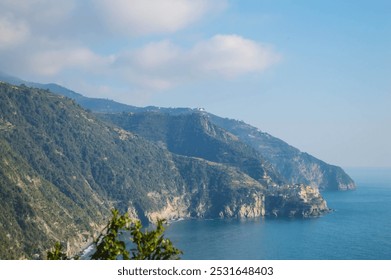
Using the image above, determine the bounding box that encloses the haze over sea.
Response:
[165,168,391,260]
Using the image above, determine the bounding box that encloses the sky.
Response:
[0,0,390,168]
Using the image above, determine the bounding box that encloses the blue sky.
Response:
[0,0,390,168]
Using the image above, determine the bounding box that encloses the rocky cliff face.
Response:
[173,155,268,219]
[100,111,331,219]
[132,154,270,222]
[208,114,356,191]
[99,112,283,185]
[265,184,329,217]
[0,82,328,259]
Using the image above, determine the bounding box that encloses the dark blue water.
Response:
[165,168,391,260]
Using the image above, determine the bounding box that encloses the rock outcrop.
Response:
[265,184,329,217]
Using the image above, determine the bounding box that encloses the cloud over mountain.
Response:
[0,0,278,100]
[94,0,224,35]
[114,35,280,90]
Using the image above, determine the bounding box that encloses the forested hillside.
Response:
[0,82,329,259]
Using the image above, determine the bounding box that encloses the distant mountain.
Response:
[0,82,328,259]
[0,72,138,112]
[207,115,356,191]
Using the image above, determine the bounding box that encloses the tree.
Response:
[47,209,182,260]
[46,242,69,260]
[129,219,181,260]
[91,209,131,260]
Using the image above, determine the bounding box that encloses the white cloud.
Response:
[94,0,225,35]
[191,35,281,78]
[133,40,182,70]
[0,0,78,50]
[0,0,76,25]
[0,1,278,100]
[27,47,113,76]
[113,35,280,90]
[0,16,29,49]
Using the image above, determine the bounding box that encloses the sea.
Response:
[164,168,391,260]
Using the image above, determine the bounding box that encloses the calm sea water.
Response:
[164,168,391,260]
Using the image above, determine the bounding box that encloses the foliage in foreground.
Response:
[47,209,182,260]
[46,242,69,260]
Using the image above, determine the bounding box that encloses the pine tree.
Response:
[47,209,182,260]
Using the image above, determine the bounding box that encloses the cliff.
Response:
[0,82,328,259]
[99,111,330,218]
[266,184,329,217]
[208,114,356,191]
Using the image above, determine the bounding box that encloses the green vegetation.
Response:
[47,209,182,260]
[98,112,282,184]
[0,82,270,259]
[0,81,331,259]
[0,82,186,259]
[47,242,69,260]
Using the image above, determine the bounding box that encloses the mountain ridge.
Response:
[0,81,330,259]
[208,114,355,191]
[0,72,355,191]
